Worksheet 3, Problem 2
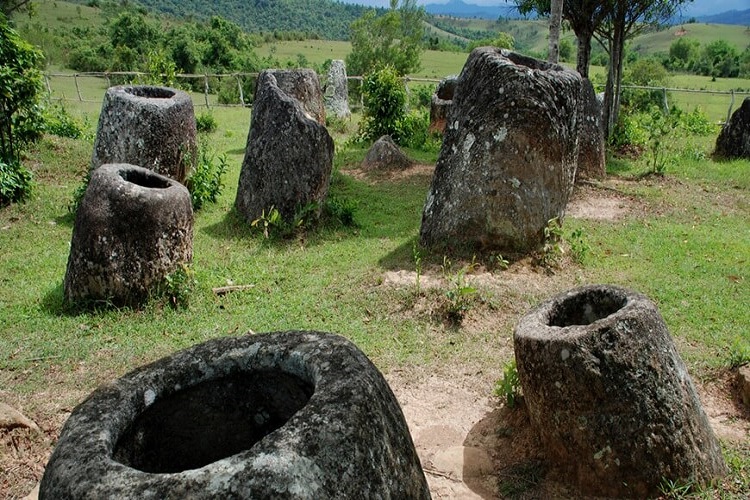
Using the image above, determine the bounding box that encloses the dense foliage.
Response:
[347,0,424,77]
[67,0,372,41]
[0,15,41,205]
[665,37,750,78]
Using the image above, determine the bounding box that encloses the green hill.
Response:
[630,23,750,57]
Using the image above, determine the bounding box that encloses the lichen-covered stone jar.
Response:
[40,331,430,499]
[513,285,726,497]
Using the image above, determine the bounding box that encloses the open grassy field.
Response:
[2,4,750,498]
[2,74,750,497]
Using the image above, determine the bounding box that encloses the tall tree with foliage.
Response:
[346,0,425,76]
[0,15,41,204]
[598,1,689,138]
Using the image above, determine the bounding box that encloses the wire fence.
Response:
[44,71,750,124]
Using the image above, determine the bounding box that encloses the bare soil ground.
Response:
[2,183,748,499]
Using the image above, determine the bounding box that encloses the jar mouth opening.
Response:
[124,86,176,99]
[547,288,628,327]
[113,370,314,473]
[119,169,170,189]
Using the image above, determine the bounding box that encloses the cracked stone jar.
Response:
[63,163,193,308]
[91,85,197,183]
[513,284,726,497]
[40,331,430,499]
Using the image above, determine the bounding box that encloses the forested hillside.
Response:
[66,0,376,40]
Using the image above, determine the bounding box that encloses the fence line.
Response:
[43,71,749,121]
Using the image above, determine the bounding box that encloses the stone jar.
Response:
[40,331,431,499]
[91,85,197,183]
[420,48,581,254]
[63,164,193,308]
[513,284,726,498]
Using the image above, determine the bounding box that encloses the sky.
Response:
[337,0,750,17]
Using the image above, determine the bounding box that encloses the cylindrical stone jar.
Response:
[420,48,582,254]
[91,85,197,183]
[39,331,430,499]
[513,285,726,498]
[63,164,193,308]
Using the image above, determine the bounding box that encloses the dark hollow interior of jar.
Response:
[125,86,176,99]
[113,370,313,473]
[119,169,170,189]
[548,288,627,327]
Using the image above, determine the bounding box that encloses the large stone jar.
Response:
[40,331,430,499]
[420,48,581,254]
[513,285,726,498]
[63,164,193,308]
[91,85,197,183]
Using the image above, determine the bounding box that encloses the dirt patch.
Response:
[345,163,435,182]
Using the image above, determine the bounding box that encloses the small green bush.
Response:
[358,66,407,143]
[185,148,227,210]
[0,159,33,206]
[195,112,218,134]
[44,102,90,139]
[494,359,522,408]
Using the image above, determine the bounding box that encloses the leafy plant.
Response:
[569,227,590,265]
[540,217,564,269]
[491,253,510,271]
[251,205,284,239]
[358,65,407,144]
[640,107,679,176]
[159,264,196,309]
[495,359,522,408]
[441,259,478,324]
[195,112,218,134]
[185,148,227,210]
[43,101,90,140]
[322,195,357,228]
[0,159,33,206]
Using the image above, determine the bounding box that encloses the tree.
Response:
[548,0,563,63]
[516,0,610,78]
[1,0,32,18]
[597,1,689,138]
[0,15,41,204]
[667,37,700,70]
[346,0,424,77]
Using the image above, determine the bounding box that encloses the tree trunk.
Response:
[575,30,592,78]
[548,0,564,63]
[603,6,626,140]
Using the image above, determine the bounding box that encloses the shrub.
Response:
[195,112,218,134]
[358,66,407,143]
[43,101,90,139]
[0,159,33,206]
[185,148,227,210]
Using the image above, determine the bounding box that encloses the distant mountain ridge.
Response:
[424,0,523,20]
[694,9,750,25]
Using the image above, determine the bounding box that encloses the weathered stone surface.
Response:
[513,285,726,498]
[64,164,193,308]
[738,364,750,407]
[420,48,581,254]
[323,60,350,119]
[362,135,413,171]
[715,97,750,159]
[236,71,334,224]
[40,331,430,500]
[576,79,606,181]
[429,76,457,134]
[265,69,326,125]
[91,86,197,183]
